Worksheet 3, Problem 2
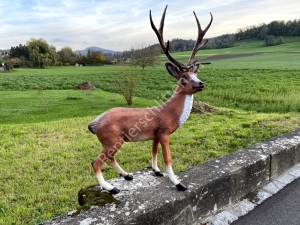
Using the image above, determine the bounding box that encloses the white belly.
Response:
[179,94,193,126]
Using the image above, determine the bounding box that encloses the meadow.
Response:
[1,37,300,224]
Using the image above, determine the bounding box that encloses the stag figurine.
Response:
[88,5,213,194]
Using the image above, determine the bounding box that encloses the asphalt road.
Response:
[232,177,300,225]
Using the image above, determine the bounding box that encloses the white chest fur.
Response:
[179,94,193,126]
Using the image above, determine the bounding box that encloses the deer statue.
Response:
[88,5,213,194]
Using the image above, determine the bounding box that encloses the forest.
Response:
[143,18,300,53]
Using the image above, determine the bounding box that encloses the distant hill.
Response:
[75,46,119,55]
[0,49,10,53]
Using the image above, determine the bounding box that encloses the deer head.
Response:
[150,5,213,94]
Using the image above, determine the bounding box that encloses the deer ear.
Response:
[165,63,179,78]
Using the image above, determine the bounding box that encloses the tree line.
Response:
[144,18,300,52]
[1,18,299,70]
[1,38,123,70]
[236,19,300,40]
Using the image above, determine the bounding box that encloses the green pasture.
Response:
[1,66,300,121]
[207,52,300,69]
[0,89,154,124]
[159,36,300,68]
[1,37,300,224]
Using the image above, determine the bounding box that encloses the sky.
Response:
[0,0,299,52]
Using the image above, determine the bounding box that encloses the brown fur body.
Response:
[90,90,187,143]
[88,5,212,194]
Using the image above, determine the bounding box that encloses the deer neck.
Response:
[178,94,193,126]
[158,88,194,128]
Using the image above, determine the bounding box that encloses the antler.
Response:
[150,5,213,72]
[187,12,213,66]
[150,5,189,71]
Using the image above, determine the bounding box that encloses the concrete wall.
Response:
[39,128,300,225]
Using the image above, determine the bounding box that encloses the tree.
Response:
[57,46,77,65]
[81,54,88,65]
[258,27,269,40]
[80,50,106,65]
[9,44,29,60]
[291,20,300,36]
[113,71,139,105]
[9,44,30,67]
[130,44,160,70]
[6,58,20,70]
[104,54,114,64]
[81,49,92,65]
[90,50,105,65]
[75,53,84,65]
[27,38,57,68]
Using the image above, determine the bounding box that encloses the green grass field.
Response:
[1,37,300,224]
[160,36,300,68]
[1,66,299,122]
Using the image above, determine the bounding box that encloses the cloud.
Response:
[0,0,299,51]
[50,38,71,43]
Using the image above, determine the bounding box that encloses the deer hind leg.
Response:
[91,147,120,194]
[159,134,187,191]
[152,138,163,176]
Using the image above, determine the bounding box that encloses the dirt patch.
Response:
[202,53,260,61]
[192,101,215,114]
[74,82,96,90]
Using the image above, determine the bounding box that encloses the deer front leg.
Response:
[110,158,133,181]
[158,134,187,191]
[152,138,163,176]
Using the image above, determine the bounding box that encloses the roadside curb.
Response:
[202,163,300,225]
[39,128,300,225]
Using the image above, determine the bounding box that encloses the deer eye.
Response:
[180,77,188,86]
[181,75,188,80]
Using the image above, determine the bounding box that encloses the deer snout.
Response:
[198,80,204,86]
[198,80,205,89]
[195,80,204,91]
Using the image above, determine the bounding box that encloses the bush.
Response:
[55,61,63,66]
[276,36,284,45]
[113,71,140,105]
[265,35,275,46]
[265,35,283,46]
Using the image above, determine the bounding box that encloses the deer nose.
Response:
[199,81,204,86]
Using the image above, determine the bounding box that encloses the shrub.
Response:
[55,61,63,66]
[113,71,140,105]
[265,35,283,46]
[265,35,275,46]
[276,36,284,45]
